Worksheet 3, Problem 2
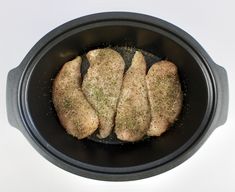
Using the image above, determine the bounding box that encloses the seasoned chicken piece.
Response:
[146,60,183,136]
[82,48,125,138]
[115,51,150,142]
[52,56,99,139]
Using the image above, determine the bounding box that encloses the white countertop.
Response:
[0,0,234,191]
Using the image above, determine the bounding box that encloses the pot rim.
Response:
[14,12,218,181]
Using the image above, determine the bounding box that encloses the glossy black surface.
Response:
[6,12,228,180]
[26,24,209,167]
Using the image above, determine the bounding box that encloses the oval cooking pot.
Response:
[6,12,228,181]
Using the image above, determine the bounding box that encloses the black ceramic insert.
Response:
[6,12,228,181]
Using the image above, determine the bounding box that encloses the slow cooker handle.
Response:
[211,63,229,129]
[6,65,24,131]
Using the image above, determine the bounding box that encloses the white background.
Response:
[0,0,234,191]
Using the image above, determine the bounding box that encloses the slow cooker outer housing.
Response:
[6,12,228,181]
